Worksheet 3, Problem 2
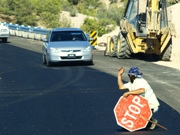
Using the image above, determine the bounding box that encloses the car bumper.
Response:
[0,34,9,38]
[47,51,93,62]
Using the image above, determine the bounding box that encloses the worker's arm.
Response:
[123,88,145,97]
[118,67,127,90]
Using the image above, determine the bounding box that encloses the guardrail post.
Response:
[33,27,37,40]
[21,25,25,38]
[40,34,44,41]
[8,23,12,35]
[28,26,32,39]
[15,24,19,36]
[40,27,43,41]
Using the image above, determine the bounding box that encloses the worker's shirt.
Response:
[124,77,160,109]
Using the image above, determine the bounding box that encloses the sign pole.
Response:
[140,115,168,131]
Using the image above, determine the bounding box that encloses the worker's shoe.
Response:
[150,118,158,130]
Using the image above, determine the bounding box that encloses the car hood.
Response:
[0,25,9,30]
[48,41,91,49]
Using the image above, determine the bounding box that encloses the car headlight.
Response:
[83,46,92,52]
[49,47,58,53]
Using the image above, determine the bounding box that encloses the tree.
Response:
[97,4,124,25]
[15,0,37,25]
[35,0,61,28]
[83,0,102,9]
[81,17,98,33]
[109,0,118,4]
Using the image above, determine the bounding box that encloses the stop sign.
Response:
[114,95,152,132]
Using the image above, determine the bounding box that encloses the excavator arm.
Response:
[146,0,161,38]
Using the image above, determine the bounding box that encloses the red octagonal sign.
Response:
[114,95,152,132]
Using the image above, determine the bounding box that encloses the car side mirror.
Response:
[86,34,94,41]
[42,38,48,42]
[89,37,94,41]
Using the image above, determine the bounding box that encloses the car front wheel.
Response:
[42,54,46,64]
[45,55,52,67]
[86,60,94,65]
[2,38,7,43]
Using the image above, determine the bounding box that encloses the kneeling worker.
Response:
[117,67,160,130]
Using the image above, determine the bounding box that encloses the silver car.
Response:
[42,28,93,66]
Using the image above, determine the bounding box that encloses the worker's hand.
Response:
[123,92,130,98]
[118,67,124,75]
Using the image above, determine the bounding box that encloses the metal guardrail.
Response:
[0,22,97,46]
[0,22,50,41]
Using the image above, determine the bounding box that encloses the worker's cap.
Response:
[128,67,143,77]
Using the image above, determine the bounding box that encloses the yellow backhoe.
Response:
[104,0,176,61]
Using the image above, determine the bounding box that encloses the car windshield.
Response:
[50,31,87,42]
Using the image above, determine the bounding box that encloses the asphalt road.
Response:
[0,37,179,135]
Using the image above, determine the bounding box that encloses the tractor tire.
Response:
[159,38,172,61]
[109,35,118,57]
[116,32,131,59]
[104,36,111,56]
[104,35,117,57]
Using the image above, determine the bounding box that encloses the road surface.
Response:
[0,37,179,135]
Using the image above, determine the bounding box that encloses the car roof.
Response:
[51,28,83,32]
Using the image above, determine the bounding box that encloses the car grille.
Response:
[0,29,8,32]
[60,56,82,59]
[61,50,81,52]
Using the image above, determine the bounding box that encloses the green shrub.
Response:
[59,16,71,28]
[67,0,80,5]
[80,17,116,37]
[80,17,98,33]
[70,8,77,17]
[76,3,97,16]
[97,4,124,25]
[40,12,61,28]
[61,0,73,11]
[97,18,116,36]
[109,0,118,4]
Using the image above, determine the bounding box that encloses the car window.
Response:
[50,31,87,42]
